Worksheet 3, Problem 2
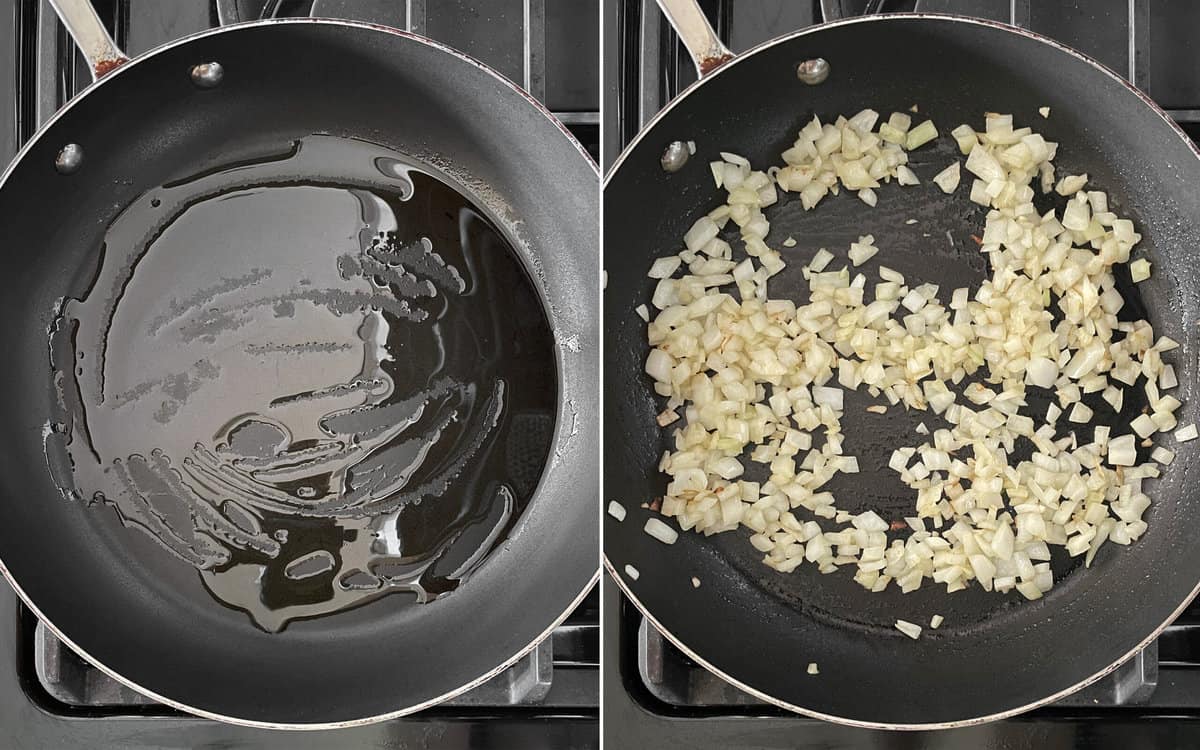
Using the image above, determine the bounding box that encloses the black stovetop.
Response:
[0,1,598,748]
[603,1,1200,748]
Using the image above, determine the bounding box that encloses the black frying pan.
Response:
[0,0,598,729]
[604,4,1200,728]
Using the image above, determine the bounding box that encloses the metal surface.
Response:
[796,56,829,84]
[0,580,595,750]
[45,0,127,78]
[0,12,598,729]
[52,141,81,173]
[660,139,689,172]
[188,61,224,88]
[655,0,732,75]
[604,574,1200,749]
[603,10,1200,729]
[603,0,1200,169]
[33,586,599,710]
[635,610,1160,708]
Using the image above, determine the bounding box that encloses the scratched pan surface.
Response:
[604,15,1200,727]
[0,19,598,727]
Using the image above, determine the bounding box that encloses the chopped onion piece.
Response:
[648,255,682,279]
[684,217,719,252]
[896,165,920,186]
[645,349,673,382]
[1176,424,1198,442]
[895,619,923,639]
[1161,365,1178,391]
[1130,258,1151,283]
[905,120,939,150]
[813,386,843,410]
[624,564,640,581]
[1131,414,1157,438]
[848,239,879,266]
[930,614,944,629]
[932,161,961,193]
[807,662,819,675]
[1103,386,1124,412]
[1056,174,1088,196]
[1068,403,1093,423]
[608,501,627,521]
[809,248,834,273]
[1108,434,1137,466]
[644,518,679,545]
[1152,446,1176,465]
[1025,357,1059,388]
[709,162,725,188]
[965,145,1004,183]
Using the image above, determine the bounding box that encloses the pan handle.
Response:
[654,0,734,77]
[46,0,130,82]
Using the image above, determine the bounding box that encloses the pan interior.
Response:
[0,21,598,725]
[604,16,1200,725]
[44,133,558,634]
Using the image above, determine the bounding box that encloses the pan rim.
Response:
[0,15,600,731]
[602,10,1200,730]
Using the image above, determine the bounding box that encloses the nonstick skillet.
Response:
[604,1,1200,728]
[0,0,598,729]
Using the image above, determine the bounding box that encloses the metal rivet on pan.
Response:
[797,57,830,85]
[660,141,690,173]
[190,61,225,88]
[54,144,83,175]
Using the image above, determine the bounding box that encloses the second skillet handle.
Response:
[655,0,734,78]
[47,0,129,81]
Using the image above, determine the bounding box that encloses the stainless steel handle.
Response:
[47,0,129,81]
[654,0,734,78]
[215,0,242,26]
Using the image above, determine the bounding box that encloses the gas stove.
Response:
[603,1,1200,747]
[0,1,598,747]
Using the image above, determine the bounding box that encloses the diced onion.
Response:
[1130,258,1151,283]
[906,121,938,150]
[810,248,834,273]
[1056,174,1088,196]
[895,619,923,639]
[638,108,1181,608]
[892,166,919,187]
[1108,434,1137,466]
[644,517,679,544]
[648,256,682,279]
[608,501,627,521]
[848,237,880,266]
[1068,403,1093,423]
[932,161,961,193]
[1025,357,1058,388]
[1152,446,1175,465]
[1131,413,1157,438]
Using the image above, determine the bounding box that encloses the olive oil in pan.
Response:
[44,135,558,632]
